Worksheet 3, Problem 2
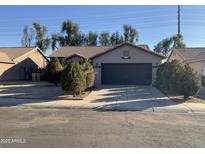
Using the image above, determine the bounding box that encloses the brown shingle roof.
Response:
[0,47,35,60]
[50,42,165,59]
[0,52,14,63]
[49,46,113,59]
[173,48,205,61]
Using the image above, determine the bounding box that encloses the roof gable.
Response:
[50,42,165,60]
[172,48,205,62]
[49,46,113,59]
[0,47,48,63]
[91,42,165,59]
[0,52,14,64]
[0,47,35,60]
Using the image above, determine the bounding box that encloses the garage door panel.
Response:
[102,63,152,85]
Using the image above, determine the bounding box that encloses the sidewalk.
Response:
[0,97,203,113]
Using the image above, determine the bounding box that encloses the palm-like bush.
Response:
[42,57,63,86]
[80,60,95,89]
[61,62,86,96]
[180,65,202,99]
[156,60,202,99]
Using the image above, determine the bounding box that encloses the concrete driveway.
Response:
[86,85,194,112]
[1,82,203,112]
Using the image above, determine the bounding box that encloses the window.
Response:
[122,50,130,59]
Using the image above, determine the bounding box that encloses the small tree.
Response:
[156,60,202,99]
[180,65,202,99]
[33,22,51,52]
[42,57,63,86]
[167,60,184,92]
[156,62,166,89]
[60,62,72,92]
[80,60,95,89]
[156,60,184,92]
[110,32,124,45]
[123,24,138,43]
[154,34,186,56]
[88,32,98,46]
[61,62,86,96]
[99,32,110,46]
[21,25,34,47]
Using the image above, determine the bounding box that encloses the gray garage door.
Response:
[102,63,152,85]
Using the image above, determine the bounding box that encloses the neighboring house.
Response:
[50,42,165,85]
[0,47,48,81]
[168,48,205,77]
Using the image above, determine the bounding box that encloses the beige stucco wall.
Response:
[92,45,163,85]
[0,63,14,76]
[169,51,205,77]
[188,61,205,76]
[15,48,48,69]
[168,51,184,63]
[0,48,48,81]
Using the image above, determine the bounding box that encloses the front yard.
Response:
[0,82,205,113]
[0,81,90,100]
[159,88,205,104]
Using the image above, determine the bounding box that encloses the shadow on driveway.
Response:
[94,99,181,112]
[90,85,183,112]
[0,81,84,107]
[0,83,185,111]
[0,81,64,99]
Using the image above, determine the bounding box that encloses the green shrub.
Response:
[80,60,95,89]
[180,65,202,99]
[42,57,63,86]
[61,61,86,96]
[156,62,166,89]
[167,60,184,92]
[58,58,65,67]
[60,62,72,91]
[156,60,183,92]
[156,60,202,99]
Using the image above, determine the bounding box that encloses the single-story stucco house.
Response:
[168,48,205,77]
[0,47,48,81]
[50,42,165,86]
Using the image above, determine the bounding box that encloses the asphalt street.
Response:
[0,107,205,148]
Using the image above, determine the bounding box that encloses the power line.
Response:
[0,20,178,33]
[0,17,178,30]
[0,14,177,25]
[1,7,205,42]
[0,7,176,22]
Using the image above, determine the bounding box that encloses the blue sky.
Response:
[0,5,205,55]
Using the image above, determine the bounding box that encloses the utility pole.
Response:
[178,5,181,36]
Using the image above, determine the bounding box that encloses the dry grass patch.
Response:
[58,90,91,100]
[166,94,205,104]
[0,82,92,100]
[157,87,205,104]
